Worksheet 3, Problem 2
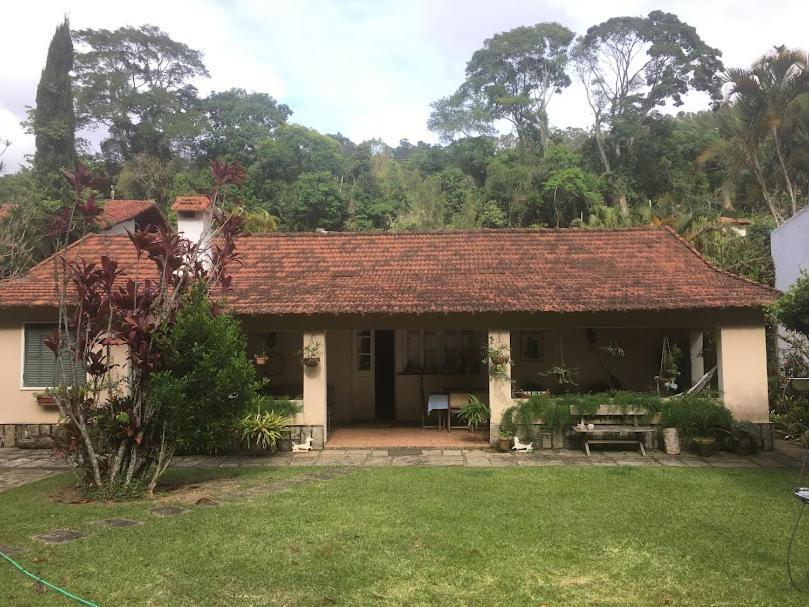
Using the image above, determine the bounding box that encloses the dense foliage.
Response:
[2,15,808,288]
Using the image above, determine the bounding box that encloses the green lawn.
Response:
[1,466,809,606]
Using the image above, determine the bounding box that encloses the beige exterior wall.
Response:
[302,331,328,440]
[0,321,129,425]
[717,325,769,422]
[488,330,512,443]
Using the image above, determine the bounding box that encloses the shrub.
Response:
[458,394,490,431]
[238,408,288,452]
[723,421,762,455]
[660,396,732,439]
[771,271,809,337]
[155,286,263,454]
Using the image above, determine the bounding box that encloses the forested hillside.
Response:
[2,11,808,285]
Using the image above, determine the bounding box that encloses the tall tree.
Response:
[430,22,574,154]
[72,25,209,165]
[573,10,724,214]
[30,18,76,199]
[724,47,809,220]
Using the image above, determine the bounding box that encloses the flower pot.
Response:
[490,355,509,366]
[498,436,511,452]
[663,428,681,455]
[692,436,716,457]
[254,356,268,366]
[303,356,320,368]
[36,395,56,406]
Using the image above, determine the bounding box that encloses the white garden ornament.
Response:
[512,436,533,452]
[292,436,314,452]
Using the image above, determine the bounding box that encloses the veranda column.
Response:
[487,329,512,446]
[716,325,769,422]
[302,331,327,448]
[689,330,705,386]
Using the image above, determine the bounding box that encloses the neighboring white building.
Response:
[771,205,809,292]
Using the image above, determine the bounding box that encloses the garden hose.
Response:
[0,548,100,606]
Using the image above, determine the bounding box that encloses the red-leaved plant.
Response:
[49,160,245,496]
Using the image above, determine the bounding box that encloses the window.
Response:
[403,330,483,374]
[22,324,85,388]
[356,330,372,371]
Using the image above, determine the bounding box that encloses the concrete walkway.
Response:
[1,440,806,493]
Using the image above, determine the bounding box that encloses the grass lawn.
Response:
[1,465,809,606]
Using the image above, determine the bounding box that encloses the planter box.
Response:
[36,395,57,407]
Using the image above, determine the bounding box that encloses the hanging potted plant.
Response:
[300,341,321,367]
[482,338,511,379]
[254,346,269,366]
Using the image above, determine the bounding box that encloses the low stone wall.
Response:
[1,424,58,449]
[276,425,325,451]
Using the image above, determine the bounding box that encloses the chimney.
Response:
[171,196,213,249]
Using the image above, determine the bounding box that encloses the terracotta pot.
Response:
[254,356,268,366]
[303,356,320,368]
[692,436,716,457]
[498,436,511,451]
[36,395,56,406]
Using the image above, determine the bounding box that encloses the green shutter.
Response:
[23,325,84,388]
[23,324,58,388]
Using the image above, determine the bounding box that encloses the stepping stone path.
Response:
[6,469,354,559]
[148,506,189,517]
[195,497,221,507]
[35,529,86,544]
[93,518,143,528]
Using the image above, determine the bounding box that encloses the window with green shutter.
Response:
[23,324,78,388]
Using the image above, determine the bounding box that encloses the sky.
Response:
[2,0,809,172]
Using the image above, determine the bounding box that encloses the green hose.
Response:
[0,549,100,606]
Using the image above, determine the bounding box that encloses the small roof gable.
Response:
[97,199,167,230]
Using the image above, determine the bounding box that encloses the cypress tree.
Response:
[32,17,76,199]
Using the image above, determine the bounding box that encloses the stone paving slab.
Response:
[0,543,26,555]
[35,529,86,544]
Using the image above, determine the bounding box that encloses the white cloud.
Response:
[0,106,33,174]
[2,0,809,170]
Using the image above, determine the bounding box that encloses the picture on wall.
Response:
[520,332,543,361]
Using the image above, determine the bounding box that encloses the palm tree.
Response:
[724,47,809,218]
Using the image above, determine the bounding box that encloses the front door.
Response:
[374,330,396,421]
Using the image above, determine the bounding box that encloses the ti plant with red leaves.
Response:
[49,160,246,496]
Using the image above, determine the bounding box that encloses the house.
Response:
[0,199,778,449]
[771,205,809,292]
[0,198,167,235]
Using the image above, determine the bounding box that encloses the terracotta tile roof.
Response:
[97,199,167,230]
[171,196,210,213]
[0,200,166,230]
[0,227,778,314]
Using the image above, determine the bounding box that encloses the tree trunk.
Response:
[772,128,797,217]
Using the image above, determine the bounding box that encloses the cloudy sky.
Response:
[2,0,808,172]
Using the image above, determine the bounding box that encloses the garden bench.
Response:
[570,406,656,456]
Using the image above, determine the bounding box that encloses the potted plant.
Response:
[458,394,490,431]
[483,338,511,379]
[35,391,56,406]
[661,396,732,457]
[497,431,512,452]
[300,341,321,367]
[254,346,269,366]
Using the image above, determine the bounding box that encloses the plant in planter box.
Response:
[482,338,511,379]
[660,396,732,456]
[458,394,490,431]
[34,390,57,406]
[300,341,321,367]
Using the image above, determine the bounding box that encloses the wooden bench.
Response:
[570,405,656,456]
